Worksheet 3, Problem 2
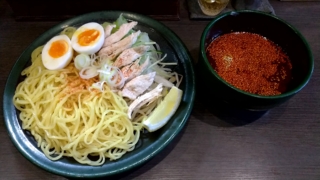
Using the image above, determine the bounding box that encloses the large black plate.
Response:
[3,11,195,178]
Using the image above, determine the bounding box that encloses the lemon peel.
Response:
[143,86,183,132]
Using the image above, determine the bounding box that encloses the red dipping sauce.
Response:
[206,32,292,96]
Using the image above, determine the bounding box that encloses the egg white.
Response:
[71,22,105,54]
[41,34,73,70]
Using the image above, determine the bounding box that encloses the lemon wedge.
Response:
[143,86,183,132]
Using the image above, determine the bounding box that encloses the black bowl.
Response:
[197,10,314,111]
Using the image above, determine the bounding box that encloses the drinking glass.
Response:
[198,0,230,16]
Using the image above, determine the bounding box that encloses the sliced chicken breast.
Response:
[103,21,138,47]
[113,45,150,68]
[121,72,156,100]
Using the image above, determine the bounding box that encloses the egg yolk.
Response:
[78,29,100,46]
[49,40,69,58]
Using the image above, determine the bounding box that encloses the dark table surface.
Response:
[1,0,320,179]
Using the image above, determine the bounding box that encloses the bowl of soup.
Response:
[197,10,313,111]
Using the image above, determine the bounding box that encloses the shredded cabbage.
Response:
[71,15,182,93]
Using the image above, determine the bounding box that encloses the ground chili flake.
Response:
[206,32,292,96]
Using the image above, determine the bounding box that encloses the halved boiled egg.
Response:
[41,34,73,70]
[71,22,105,54]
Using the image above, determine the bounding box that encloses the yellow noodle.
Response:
[13,47,142,165]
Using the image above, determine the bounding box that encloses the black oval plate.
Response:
[3,11,195,178]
